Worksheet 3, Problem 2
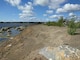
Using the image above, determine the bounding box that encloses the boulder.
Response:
[6,29,11,32]
[0,27,12,33]
[15,26,25,31]
[39,45,80,60]
[0,28,3,33]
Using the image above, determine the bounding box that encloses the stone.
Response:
[49,58,52,60]
[39,45,80,60]
[15,26,25,31]
[10,37,14,39]
[5,44,12,50]
[8,44,12,47]
[0,28,3,33]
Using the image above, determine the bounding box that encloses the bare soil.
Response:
[0,24,80,60]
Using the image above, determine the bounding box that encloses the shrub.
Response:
[68,28,76,35]
[46,21,58,26]
[46,17,64,26]
[68,20,76,28]
[76,22,80,28]
[57,16,64,27]
[68,18,76,35]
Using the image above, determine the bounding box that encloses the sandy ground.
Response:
[0,24,80,60]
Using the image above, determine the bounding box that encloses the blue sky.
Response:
[0,0,80,22]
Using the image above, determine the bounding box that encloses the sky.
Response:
[0,0,80,22]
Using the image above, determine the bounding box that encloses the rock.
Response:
[0,27,11,31]
[39,45,80,60]
[2,27,8,31]
[0,27,12,33]
[7,44,12,47]
[7,29,11,32]
[0,28,3,33]
[15,26,25,31]
[7,33,11,37]
[10,37,14,39]
[49,58,52,60]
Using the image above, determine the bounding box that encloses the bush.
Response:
[68,18,76,35]
[68,20,76,28]
[46,21,58,26]
[57,16,64,27]
[68,28,76,35]
[46,17,64,26]
[76,22,80,28]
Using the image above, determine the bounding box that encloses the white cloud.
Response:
[33,0,66,9]
[18,2,33,10]
[19,2,34,19]
[56,8,64,13]
[5,0,21,6]
[56,3,80,13]
[69,13,77,19]
[48,0,65,9]
[46,10,53,14]
[33,0,49,6]
[69,12,75,17]
[43,14,47,16]
[5,0,35,21]
[49,15,62,18]
[43,10,53,17]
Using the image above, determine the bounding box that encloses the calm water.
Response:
[0,22,30,41]
[0,23,29,28]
